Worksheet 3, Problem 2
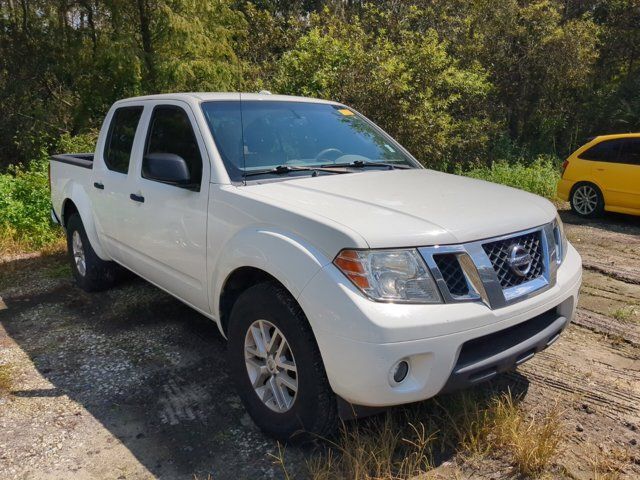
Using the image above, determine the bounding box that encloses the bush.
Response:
[271,9,495,170]
[0,132,97,254]
[458,157,561,199]
[0,161,60,252]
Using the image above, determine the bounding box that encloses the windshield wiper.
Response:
[319,160,412,170]
[243,164,349,178]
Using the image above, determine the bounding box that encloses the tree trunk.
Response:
[136,0,157,92]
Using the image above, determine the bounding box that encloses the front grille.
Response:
[433,254,469,296]
[482,231,544,288]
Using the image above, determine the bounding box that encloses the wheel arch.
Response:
[570,180,603,196]
[60,182,110,260]
[61,198,79,227]
[212,228,333,337]
[218,267,284,336]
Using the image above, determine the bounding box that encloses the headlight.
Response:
[333,249,442,303]
[554,214,568,264]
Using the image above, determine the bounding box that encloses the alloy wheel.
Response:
[573,185,598,215]
[244,319,298,413]
[72,230,86,277]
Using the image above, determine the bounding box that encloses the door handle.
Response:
[129,193,145,203]
[93,182,104,190]
[595,168,605,171]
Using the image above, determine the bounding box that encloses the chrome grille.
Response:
[482,231,544,288]
[433,254,469,297]
[419,223,556,309]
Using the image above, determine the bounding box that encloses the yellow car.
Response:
[557,133,640,217]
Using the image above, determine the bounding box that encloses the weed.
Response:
[589,447,631,480]
[270,443,293,480]
[488,393,564,477]
[305,413,434,480]
[296,389,564,479]
[610,306,638,323]
[0,363,13,396]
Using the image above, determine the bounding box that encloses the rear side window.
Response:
[620,138,640,166]
[103,106,143,174]
[579,139,624,162]
[145,106,203,186]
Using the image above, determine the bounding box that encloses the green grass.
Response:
[610,306,638,323]
[458,157,561,199]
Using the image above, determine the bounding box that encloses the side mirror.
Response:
[142,153,193,187]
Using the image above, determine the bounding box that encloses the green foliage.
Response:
[151,0,245,92]
[0,161,58,250]
[0,134,96,251]
[57,132,98,155]
[459,157,561,199]
[1,0,637,169]
[0,0,246,166]
[271,10,494,169]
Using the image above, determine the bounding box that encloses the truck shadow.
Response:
[0,252,529,479]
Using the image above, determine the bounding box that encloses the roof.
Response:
[593,133,640,141]
[114,92,340,105]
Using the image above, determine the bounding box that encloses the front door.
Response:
[123,102,210,312]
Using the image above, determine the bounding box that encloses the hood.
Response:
[244,169,557,248]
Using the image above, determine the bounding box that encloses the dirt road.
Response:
[1,209,639,479]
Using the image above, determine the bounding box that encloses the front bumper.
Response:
[298,244,582,407]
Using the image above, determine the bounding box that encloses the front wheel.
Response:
[570,183,604,218]
[66,213,122,292]
[227,282,338,442]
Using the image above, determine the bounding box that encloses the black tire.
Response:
[227,281,338,443]
[570,182,605,218]
[66,213,121,292]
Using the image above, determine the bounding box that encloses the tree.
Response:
[271,8,494,168]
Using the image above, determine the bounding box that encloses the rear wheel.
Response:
[570,183,604,218]
[227,282,338,442]
[66,214,122,292]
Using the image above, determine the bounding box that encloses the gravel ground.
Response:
[0,208,639,479]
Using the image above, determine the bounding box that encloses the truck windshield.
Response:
[201,100,419,181]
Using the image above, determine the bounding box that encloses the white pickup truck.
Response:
[50,92,582,441]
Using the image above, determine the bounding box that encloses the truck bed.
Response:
[49,153,95,225]
[51,153,94,169]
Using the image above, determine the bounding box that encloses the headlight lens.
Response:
[554,214,568,264]
[333,249,442,303]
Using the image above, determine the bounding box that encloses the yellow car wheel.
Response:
[570,182,604,218]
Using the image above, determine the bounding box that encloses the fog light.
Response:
[392,360,409,384]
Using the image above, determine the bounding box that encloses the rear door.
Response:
[616,138,640,209]
[578,138,626,207]
[121,101,210,311]
[90,105,145,259]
